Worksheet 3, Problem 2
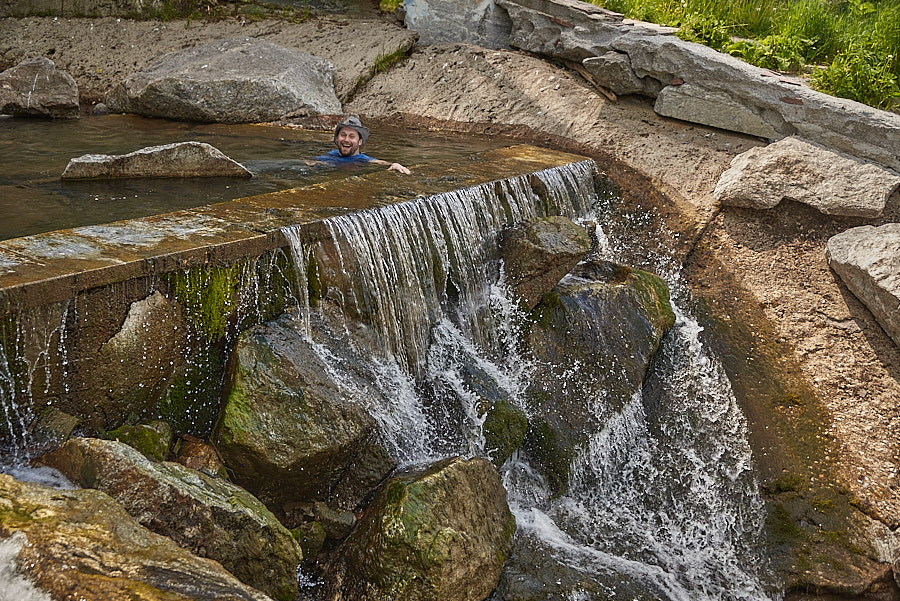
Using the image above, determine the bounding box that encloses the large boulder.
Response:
[524,258,675,494]
[714,137,900,217]
[0,473,272,601]
[498,0,900,172]
[61,142,252,179]
[37,437,303,601]
[0,57,79,118]
[328,456,516,601]
[500,215,592,310]
[107,37,342,123]
[826,224,900,348]
[404,0,513,48]
[214,314,387,509]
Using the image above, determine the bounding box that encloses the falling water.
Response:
[282,161,777,599]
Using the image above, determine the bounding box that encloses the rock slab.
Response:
[826,224,900,348]
[38,437,303,601]
[501,215,592,310]
[107,37,341,123]
[404,0,513,48]
[0,56,79,118]
[329,456,516,601]
[0,473,272,601]
[714,137,900,217]
[61,141,252,179]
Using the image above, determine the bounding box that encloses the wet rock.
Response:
[714,137,900,217]
[214,314,380,508]
[404,0,513,48]
[0,473,272,601]
[175,434,228,478]
[327,443,397,512]
[91,102,109,115]
[29,406,79,451]
[826,223,900,348]
[501,215,592,310]
[0,57,79,118]
[37,437,303,601]
[61,141,252,179]
[107,37,341,123]
[328,456,515,601]
[524,258,675,494]
[105,419,173,461]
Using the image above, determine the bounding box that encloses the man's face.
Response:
[336,127,362,157]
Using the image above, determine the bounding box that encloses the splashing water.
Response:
[279,160,775,599]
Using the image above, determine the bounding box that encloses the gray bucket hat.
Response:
[334,116,369,145]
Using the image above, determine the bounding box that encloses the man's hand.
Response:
[388,162,411,175]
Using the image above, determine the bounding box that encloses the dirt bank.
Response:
[2,11,899,593]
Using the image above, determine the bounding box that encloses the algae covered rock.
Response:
[329,456,516,601]
[524,258,675,494]
[37,437,302,601]
[0,473,272,601]
[214,314,380,508]
[105,419,173,461]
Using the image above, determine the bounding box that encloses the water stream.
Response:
[281,162,778,599]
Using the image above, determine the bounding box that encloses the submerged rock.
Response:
[524,258,675,494]
[0,473,272,601]
[714,137,900,217]
[0,57,79,118]
[214,314,385,509]
[61,141,252,179]
[826,223,900,348]
[37,437,303,601]
[107,37,341,123]
[501,215,592,310]
[328,456,516,601]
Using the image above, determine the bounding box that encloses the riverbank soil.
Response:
[2,11,899,597]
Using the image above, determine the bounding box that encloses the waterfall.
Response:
[282,161,777,599]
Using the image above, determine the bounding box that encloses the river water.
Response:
[281,161,780,600]
[0,113,505,241]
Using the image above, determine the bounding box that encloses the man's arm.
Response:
[371,159,411,174]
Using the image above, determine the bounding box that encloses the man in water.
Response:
[315,116,411,174]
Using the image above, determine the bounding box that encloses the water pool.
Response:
[0,113,506,240]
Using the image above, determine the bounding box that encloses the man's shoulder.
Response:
[315,150,377,163]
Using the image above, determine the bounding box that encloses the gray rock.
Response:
[61,141,252,179]
[655,82,780,139]
[404,0,513,48]
[582,51,662,96]
[714,137,900,217]
[826,224,900,348]
[38,437,303,601]
[29,406,79,450]
[500,215,592,310]
[524,258,675,494]
[0,473,272,601]
[499,0,900,171]
[107,37,341,123]
[0,57,79,118]
[328,456,515,601]
[214,314,381,509]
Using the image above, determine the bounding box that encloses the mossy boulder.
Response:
[0,473,271,601]
[105,419,173,461]
[329,456,516,601]
[213,314,382,509]
[483,398,528,468]
[524,258,675,494]
[37,437,302,601]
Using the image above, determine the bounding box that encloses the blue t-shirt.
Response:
[314,149,377,164]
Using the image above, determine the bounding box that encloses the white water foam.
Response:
[0,532,52,601]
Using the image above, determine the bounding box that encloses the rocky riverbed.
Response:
[2,5,900,598]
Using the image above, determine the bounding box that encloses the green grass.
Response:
[589,0,900,110]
